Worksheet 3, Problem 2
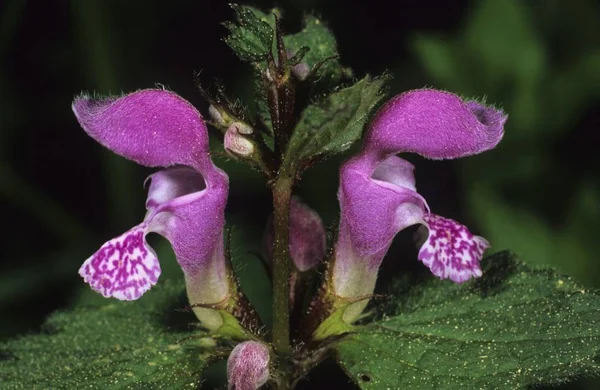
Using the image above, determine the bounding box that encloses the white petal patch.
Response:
[78,224,161,300]
[417,214,489,283]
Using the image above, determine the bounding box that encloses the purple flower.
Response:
[73,89,230,327]
[264,196,327,272]
[331,89,506,323]
[227,341,271,390]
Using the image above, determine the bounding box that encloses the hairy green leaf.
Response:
[0,280,217,389]
[288,46,310,66]
[335,251,600,389]
[245,6,278,29]
[284,15,346,85]
[224,4,273,62]
[283,76,387,173]
[234,10,349,133]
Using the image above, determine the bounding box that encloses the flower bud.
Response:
[264,196,326,272]
[227,341,270,390]
[285,48,310,81]
[291,62,310,81]
[208,104,228,127]
[224,123,255,157]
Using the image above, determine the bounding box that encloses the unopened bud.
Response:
[285,48,310,81]
[291,62,310,81]
[227,341,270,390]
[224,123,254,157]
[209,105,228,127]
[264,196,326,272]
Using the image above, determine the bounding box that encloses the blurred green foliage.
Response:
[411,0,600,286]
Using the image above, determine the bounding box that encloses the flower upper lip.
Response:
[365,89,507,160]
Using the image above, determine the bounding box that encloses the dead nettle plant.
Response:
[2,5,599,390]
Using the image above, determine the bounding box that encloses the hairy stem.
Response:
[271,173,294,390]
[272,175,293,355]
[268,18,298,388]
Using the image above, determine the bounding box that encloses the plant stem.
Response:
[272,175,293,356]
[268,19,298,388]
[272,175,293,389]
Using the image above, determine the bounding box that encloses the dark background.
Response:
[1,0,599,388]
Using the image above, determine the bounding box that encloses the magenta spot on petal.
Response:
[78,224,162,301]
[417,214,489,283]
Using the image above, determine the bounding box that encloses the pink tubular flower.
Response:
[73,89,230,329]
[332,89,507,323]
[264,196,327,272]
[227,341,271,390]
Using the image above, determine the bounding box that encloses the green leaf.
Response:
[0,280,218,388]
[224,4,273,62]
[288,46,310,66]
[283,76,387,173]
[335,251,600,389]
[245,6,278,29]
[284,15,345,84]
